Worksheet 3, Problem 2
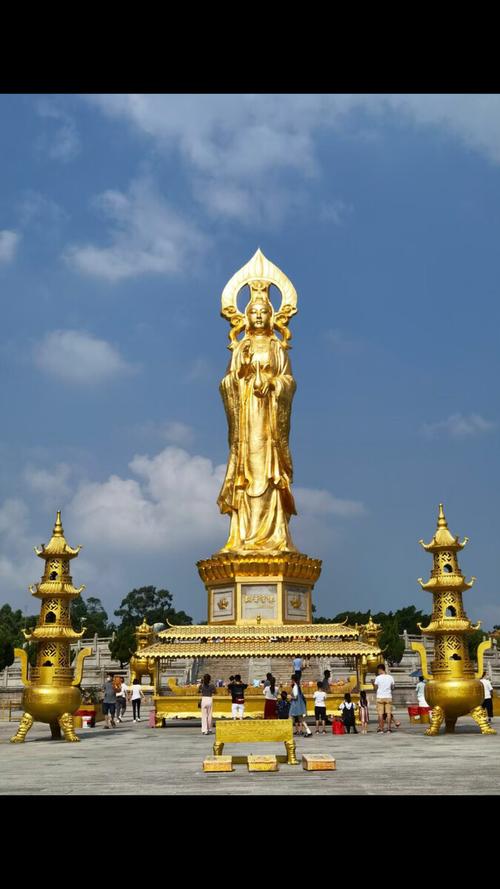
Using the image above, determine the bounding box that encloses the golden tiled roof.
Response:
[158,622,360,640]
[139,639,381,659]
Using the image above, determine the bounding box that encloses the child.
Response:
[277,690,291,719]
[359,689,369,734]
[313,680,327,734]
[339,692,358,734]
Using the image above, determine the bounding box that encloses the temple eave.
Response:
[138,640,382,659]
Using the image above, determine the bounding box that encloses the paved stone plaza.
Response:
[1,706,499,795]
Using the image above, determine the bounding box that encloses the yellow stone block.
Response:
[247,755,279,772]
[302,754,336,771]
[203,756,234,772]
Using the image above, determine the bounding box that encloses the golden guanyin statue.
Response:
[218,249,298,554]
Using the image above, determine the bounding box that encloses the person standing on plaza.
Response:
[103,673,117,729]
[480,671,494,723]
[313,681,327,733]
[263,674,279,718]
[320,669,331,692]
[339,693,358,734]
[293,655,303,680]
[373,663,395,733]
[290,675,312,736]
[198,673,217,734]
[277,690,291,719]
[416,675,429,709]
[115,677,128,722]
[228,674,248,720]
[131,678,144,722]
[358,689,369,734]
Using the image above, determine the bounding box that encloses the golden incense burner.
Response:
[411,504,495,735]
[129,619,157,689]
[10,512,91,742]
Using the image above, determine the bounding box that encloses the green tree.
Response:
[0,604,38,671]
[108,624,136,668]
[380,617,405,665]
[467,628,486,662]
[393,605,431,634]
[71,596,114,637]
[114,586,193,628]
[109,586,193,667]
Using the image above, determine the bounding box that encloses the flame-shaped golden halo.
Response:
[220,248,298,349]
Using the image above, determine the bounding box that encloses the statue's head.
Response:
[245,281,273,333]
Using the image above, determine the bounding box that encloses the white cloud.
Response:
[67,446,227,552]
[163,422,195,446]
[23,463,72,503]
[34,330,136,385]
[421,413,497,440]
[37,98,81,162]
[0,230,21,264]
[84,94,500,225]
[66,444,366,556]
[295,487,367,518]
[64,176,209,281]
[324,328,361,355]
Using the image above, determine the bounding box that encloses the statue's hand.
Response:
[254,379,275,398]
[238,341,254,378]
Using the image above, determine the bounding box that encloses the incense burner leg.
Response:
[445,716,457,734]
[50,720,62,740]
[59,712,80,742]
[10,712,34,743]
[285,739,298,765]
[213,741,224,757]
[470,705,497,735]
[425,705,444,736]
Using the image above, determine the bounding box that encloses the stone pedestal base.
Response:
[197,551,321,626]
[247,755,279,772]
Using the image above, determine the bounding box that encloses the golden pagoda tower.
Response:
[358,614,384,686]
[129,619,156,689]
[10,511,92,743]
[411,504,495,735]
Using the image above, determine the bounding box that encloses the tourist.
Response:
[228,674,247,720]
[313,680,327,734]
[416,675,429,709]
[115,677,128,722]
[321,669,331,692]
[263,672,273,687]
[263,674,278,718]
[339,693,358,734]
[373,664,395,733]
[293,655,303,680]
[103,673,117,729]
[198,673,217,735]
[290,675,312,736]
[480,671,494,723]
[131,678,144,722]
[277,690,291,719]
[359,689,369,734]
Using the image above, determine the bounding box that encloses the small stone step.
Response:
[247,755,279,772]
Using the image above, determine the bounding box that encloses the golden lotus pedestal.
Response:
[198,551,322,626]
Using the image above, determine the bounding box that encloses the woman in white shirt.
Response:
[130,679,144,722]
[263,675,279,718]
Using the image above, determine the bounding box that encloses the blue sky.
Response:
[1,94,500,626]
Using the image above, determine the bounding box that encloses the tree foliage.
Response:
[71,596,114,638]
[0,604,38,671]
[313,604,431,665]
[108,586,193,667]
[113,586,192,629]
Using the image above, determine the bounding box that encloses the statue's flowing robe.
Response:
[217,334,297,553]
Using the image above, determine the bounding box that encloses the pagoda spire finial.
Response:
[53,510,64,537]
[437,503,448,529]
